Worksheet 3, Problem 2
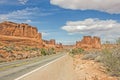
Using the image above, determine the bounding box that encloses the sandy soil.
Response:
[73,55,118,80]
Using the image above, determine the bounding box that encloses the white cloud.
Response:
[50,0,120,14]
[24,19,32,23]
[61,18,120,42]
[0,7,39,22]
[0,7,52,23]
[18,0,28,5]
[41,32,50,36]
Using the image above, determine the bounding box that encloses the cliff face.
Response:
[0,21,41,40]
[76,36,101,50]
[0,21,43,48]
[0,21,64,61]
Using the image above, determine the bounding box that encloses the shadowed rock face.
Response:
[76,36,101,50]
[0,21,41,40]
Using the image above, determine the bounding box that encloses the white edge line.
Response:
[14,55,66,80]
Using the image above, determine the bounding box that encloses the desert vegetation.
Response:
[80,38,120,78]
[69,48,84,56]
[0,43,56,62]
[70,38,120,78]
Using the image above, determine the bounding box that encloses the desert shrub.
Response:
[70,48,84,56]
[82,48,120,76]
[48,48,56,55]
[2,45,15,53]
[22,46,32,51]
[21,46,39,52]
[40,48,48,56]
[82,51,102,60]
[30,47,38,51]
[101,48,120,76]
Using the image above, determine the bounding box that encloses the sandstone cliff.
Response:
[0,21,43,47]
[76,36,101,50]
[0,21,42,40]
[0,21,63,61]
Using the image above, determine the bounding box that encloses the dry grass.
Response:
[81,45,120,77]
[102,47,120,76]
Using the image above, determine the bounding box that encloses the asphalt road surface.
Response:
[0,53,65,80]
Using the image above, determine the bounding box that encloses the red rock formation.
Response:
[0,21,42,40]
[92,36,101,49]
[43,39,63,50]
[56,43,63,49]
[76,36,101,50]
[42,39,56,48]
[0,21,42,47]
[0,21,64,61]
[49,39,56,45]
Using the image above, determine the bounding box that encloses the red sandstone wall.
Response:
[76,36,101,50]
[0,21,43,47]
[0,21,41,40]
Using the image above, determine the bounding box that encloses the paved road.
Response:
[0,53,65,80]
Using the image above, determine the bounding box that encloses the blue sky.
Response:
[0,0,120,44]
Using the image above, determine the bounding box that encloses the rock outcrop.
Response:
[43,39,56,45]
[43,39,63,51]
[76,36,101,50]
[0,21,64,61]
[0,21,42,40]
[0,21,43,47]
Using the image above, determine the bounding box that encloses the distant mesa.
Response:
[76,36,101,50]
[43,39,63,49]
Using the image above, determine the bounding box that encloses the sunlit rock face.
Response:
[0,21,42,40]
[76,36,101,50]
[0,21,43,47]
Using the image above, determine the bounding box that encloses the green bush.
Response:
[40,48,48,56]
[21,46,40,52]
[48,48,56,55]
[70,48,84,55]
